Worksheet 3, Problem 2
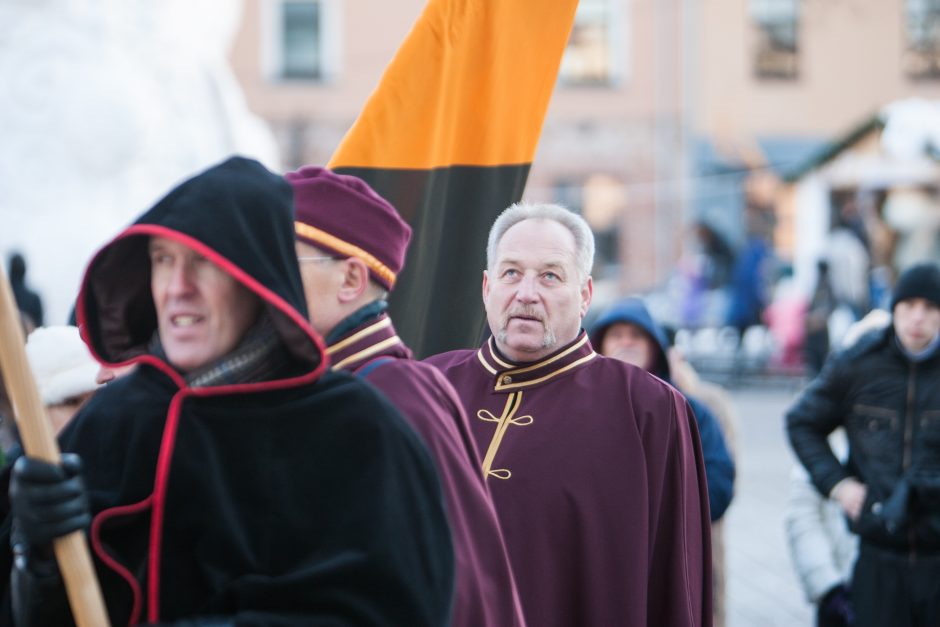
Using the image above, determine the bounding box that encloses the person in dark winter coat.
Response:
[288,166,525,627]
[0,157,455,627]
[425,202,712,627]
[589,297,736,521]
[7,253,43,332]
[786,262,940,627]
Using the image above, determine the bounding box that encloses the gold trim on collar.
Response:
[487,337,514,369]
[477,350,497,375]
[331,336,402,371]
[478,334,595,390]
[296,221,397,287]
[494,353,597,391]
[499,334,590,376]
[326,317,393,355]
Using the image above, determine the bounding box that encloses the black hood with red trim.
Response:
[78,156,323,375]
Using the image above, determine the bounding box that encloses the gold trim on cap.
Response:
[295,221,397,287]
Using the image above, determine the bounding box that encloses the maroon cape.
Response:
[425,332,713,627]
[329,312,526,627]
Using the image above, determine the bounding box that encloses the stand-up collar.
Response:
[476,331,597,392]
[327,312,411,371]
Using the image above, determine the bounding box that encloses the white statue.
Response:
[0,0,279,324]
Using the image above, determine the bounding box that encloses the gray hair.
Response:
[486,202,595,282]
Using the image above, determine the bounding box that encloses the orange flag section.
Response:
[329,0,579,170]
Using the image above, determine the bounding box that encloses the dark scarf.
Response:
[149,314,292,388]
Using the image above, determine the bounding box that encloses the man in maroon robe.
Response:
[288,166,526,627]
[425,202,713,627]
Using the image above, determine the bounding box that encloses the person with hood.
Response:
[589,297,735,521]
[425,202,712,627]
[1,157,454,627]
[7,253,43,333]
[288,166,525,627]
[787,262,940,627]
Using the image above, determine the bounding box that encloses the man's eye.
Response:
[151,254,171,265]
[503,269,519,278]
[543,272,559,281]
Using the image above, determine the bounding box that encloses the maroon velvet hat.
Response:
[286,167,411,291]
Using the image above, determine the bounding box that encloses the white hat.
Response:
[25,326,101,406]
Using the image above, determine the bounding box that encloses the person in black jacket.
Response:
[7,253,43,332]
[1,157,454,626]
[786,263,940,627]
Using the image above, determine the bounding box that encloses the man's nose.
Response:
[515,274,539,302]
[615,337,636,350]
[166,261,196,296]
[911,303,931,321]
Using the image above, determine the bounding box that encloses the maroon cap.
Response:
[287,167,411,290]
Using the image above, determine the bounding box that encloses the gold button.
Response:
[502,375,512,385]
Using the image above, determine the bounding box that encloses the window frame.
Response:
[904,0,940,79]
[261,0,342,84]
[558,0,627,88]
[749,0,800,81]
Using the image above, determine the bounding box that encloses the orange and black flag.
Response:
[329,0,579,358]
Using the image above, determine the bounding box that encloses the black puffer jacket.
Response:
[786,325,940,553]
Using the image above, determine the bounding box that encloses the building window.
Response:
[905,0,940,78]
[750,0,799,79]
[282,1,322,79]
[559,0,623,86]
[264,0,340,83]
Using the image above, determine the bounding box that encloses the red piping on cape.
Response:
[75,224,331,622]
[90,495,154,626]
[147,392,185,623]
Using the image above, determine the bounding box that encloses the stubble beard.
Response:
[496,307,557,354]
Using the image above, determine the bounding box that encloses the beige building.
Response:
[229,0,940,303]
[699,0,940,142]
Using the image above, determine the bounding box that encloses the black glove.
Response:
[10,453,91,550]
[818,583,855,627]
[8,455,89,627]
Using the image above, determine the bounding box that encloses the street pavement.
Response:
[723,382,817,627]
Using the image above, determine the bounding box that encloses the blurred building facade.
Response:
[696,0,940,284]
[228,0,940,307]
[228,0,690,304]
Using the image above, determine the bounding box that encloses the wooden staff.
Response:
[0,264,110,626]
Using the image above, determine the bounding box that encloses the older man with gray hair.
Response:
[426,202,713,627]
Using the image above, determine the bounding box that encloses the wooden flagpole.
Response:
[0,264,110,626]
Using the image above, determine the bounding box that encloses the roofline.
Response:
[782,113,884,183]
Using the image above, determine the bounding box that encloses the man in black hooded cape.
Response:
[0,157,454,626]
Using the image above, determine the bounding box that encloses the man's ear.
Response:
[337,257,371,304]
[580,276,593,319]
[482,270,490,303]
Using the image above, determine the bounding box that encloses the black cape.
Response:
[1,157,454,626]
